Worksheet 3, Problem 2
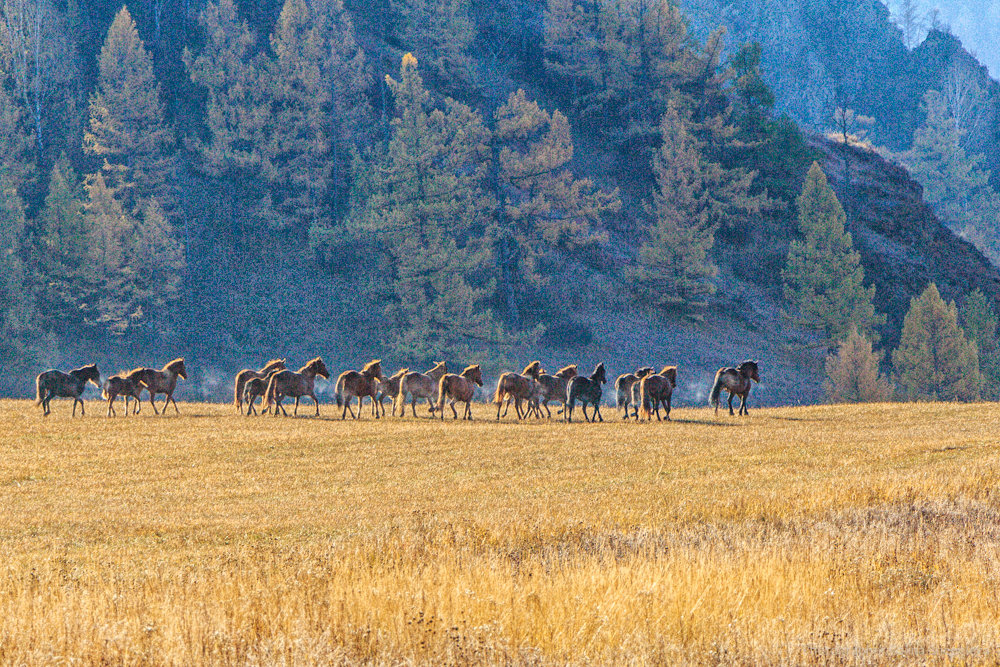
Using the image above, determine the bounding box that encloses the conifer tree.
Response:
[84,7,176,211]
[391,0,476,92]
[960,289,1000,400]
[782,162,884,345]
[348,54,501,361]
[893,283,980,402]
[129,199,185,313]
[0,67,36,190]
[823,326,893,403]
[490,89,619,327]
[0,172,42,377]
[633,101,756,312]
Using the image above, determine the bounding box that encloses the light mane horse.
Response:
[437,365,484,420]
[638,366,678,421]
[493,361,544,420]
[131,359,187,415]
[334,359,385,419]
[234,359,286,414]
[265,357,330,417]
[395,361,448,417]
[35,364,101,417]
[710,360,760,416]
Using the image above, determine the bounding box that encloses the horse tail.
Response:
[335,375,345,408]
[35,374,44,405]
[492,376,505,405]
[264,374,278,411]
[709,369,724,409]
[437,375,448,412]
[639,377,651,419]
[101,379,111,401]
[234,371,246,407]
[615,376,627,409]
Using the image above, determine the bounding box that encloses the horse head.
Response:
[462,364,484,387]
[312,357,331,380]
[635,366,654,378]
[592,363,607,384]
[521,360,542,378]
[555,364,578,379]
[81,364,101,387]
[740,360,760,383]
[361,359,383,380]
[661,366,678,387]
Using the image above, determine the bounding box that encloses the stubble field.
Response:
[1,398,1000,664]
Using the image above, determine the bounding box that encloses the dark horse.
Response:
[565,363,607,423]
[35,364,101,416]
[132,359,188,415]
[710,360,760,416]
[266,357,330,417]
[102,368,148,417]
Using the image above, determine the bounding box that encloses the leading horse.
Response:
[35,364,101,416]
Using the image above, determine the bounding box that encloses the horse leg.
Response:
[425,397,436,416]
[740,392,749,416]
[353,396,362,420]
[313,393,321,417]
[170,393,180,414]
[565,399,573,422]
[410,397,418,418]
[496,397,503,421]
[595,403,603,422]
[149,393,160,416]
[450,401,458,420]
[727,392,735,416]
[293,396,300,416]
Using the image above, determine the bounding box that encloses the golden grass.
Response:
[2,399,1000,664]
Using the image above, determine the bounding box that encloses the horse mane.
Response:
[261,358,285,371]
[73,363,98,375]
[427,360,446,373]
[660,366,678,386]
[521,360,541,375]
[461,364,480,376]
[163,358,185,372]
[361,359,382,374]
[555,364,578,378]
[299,357,323,373]
[591,362,605,379]
[390,368,409,379]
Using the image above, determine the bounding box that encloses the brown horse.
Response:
[243,367,284,416]
[334,359,384,419]
[437,365,484,420]
[615,367,654,420]
[565,362,607,423]
[35,364,101,416]
[530,364,578,418]
[265,357,330,417]
[710,360,760,416]
[102,368,148,417]
[234,359,286,414]
[131,358,187,415]
[395,361,448,417]
[375,368,409,417]
[639,366,678,421]
[493,361,544,420]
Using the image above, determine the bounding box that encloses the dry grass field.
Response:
[2,399,1000,664]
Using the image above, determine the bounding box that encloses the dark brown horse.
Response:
[710,360,760,416]
[131,359,187,415]
[565,363,607,423]
[615,367,653,420]
[493,360,544,420]
[395,361,447,417]
[376,368,409,417]
[437,365,484,420]
[639,366,678,421]
[35,364,101,416]
[531,364,578,418]
[334,359,384,419]
[243,367,284,416]
[265,357,330,417]
[102,368,148,417]
[234,359,286,414]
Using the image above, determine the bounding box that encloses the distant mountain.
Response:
[916,1,1000,78]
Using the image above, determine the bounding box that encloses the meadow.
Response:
[1,399,1000,664]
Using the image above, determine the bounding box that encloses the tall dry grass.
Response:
[1,399,999,663]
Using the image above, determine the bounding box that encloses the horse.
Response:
[639,366,678,421]
[233,359,286,414]
[565,362,607,423]
[493,360,544,420]
[531,364,578,418]
[614,367,654,420]
[265,357,330,417]
[375,368,409,417]
[710,360,760,416]
[334,359,384,419]
[35,364,101,417]
[102,368,147,417]
[437,365,484,420]
[395,361,448,417]
[243,367,285,416]
[130,358,187,415]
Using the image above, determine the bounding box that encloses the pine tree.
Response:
[490,89,619,327]
[347,54,501,361]
[0,67,36,190]
[823,326,894,403]
[893,283,980,402]
[391,0,476,92]
[0,172,43,380]
[902,90,1000,264]
[633,101,757,312]
[129,199,185,314]
[960,289,1000,400]
[782,162,884,345]
[84,7,176,211]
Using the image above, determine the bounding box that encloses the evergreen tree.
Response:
[893,283,980,402]
[346,54,502,361]
[782,162,884,345]
[902,89,1000,264]
[823,326,893,403]
[960,289,1000,400]
[0,172,42,380]
[391,0,476,92]
[0,63,35,190]
[633,101,757,312]
[84,7,176,211]
[490,89,619,327]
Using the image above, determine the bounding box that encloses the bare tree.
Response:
[942,59,992,150]
[891,0,925,49]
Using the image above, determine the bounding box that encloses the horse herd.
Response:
[32,357,762,421]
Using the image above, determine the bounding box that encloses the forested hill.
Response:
[1,0,1000,403]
